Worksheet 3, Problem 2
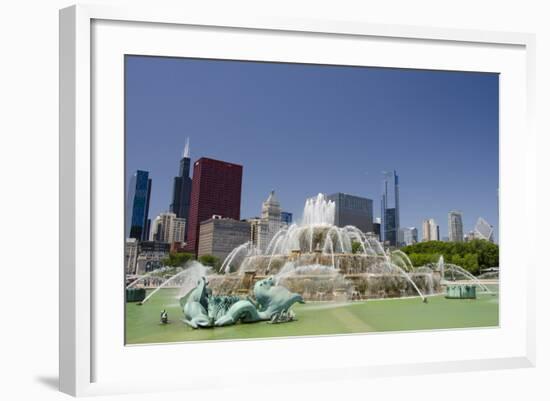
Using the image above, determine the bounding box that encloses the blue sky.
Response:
[125,56,499,240]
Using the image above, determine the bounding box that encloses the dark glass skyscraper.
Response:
[326,193,374,233]
[384,208,397,245]
[185,157,243,255]
[126,170,152,241]
[381,170,400,247]
[170,138,193,238]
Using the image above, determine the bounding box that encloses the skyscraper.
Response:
[149,212,186,244]
[185,157,243,255]
[125,170,152,241]
[261,190,283,250]
[326,193,374,233]
[399,227,418,246]
[381,170,400,246]
[448,210,464,242]
[169,138,192,238]
[248,191,286,252]
[422,218,439,242]
[474,217,495,242]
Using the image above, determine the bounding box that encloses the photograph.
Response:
[3,0,545,398]
[124,55,500,345]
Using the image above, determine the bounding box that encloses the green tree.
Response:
[198,254,221,271]
[450,254,463,267]
[401,239,498,272]
[162,252,194,267]
[462,253,479,274]
[407,253,439,267]
[351,241,362,254]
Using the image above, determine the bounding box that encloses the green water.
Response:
[125,288,499,345]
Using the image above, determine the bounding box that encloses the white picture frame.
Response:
[59,4,536,397]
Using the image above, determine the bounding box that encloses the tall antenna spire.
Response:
[183,137,190,159]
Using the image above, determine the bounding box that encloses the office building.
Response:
[384,208,397,245]
[373,217,381,240]
[248,217,264,249]
[326,193,374,233]
[198,217,251,261]
[399,227,418,246]
[422,218,439,241]
[169,138,193,239]
[248,191,286,252]
[381,170,400,246]
[144,219,151,242]
[125,238,139,274]
[281,211,293,226]
[186,157,243,254]
[125,170,152,241]
[170,241,186,254]
[448,210,464,242]
[149,212,186,244]
[464,231,476,242]
[365,232,380,242]
[474,217,495,242]
[260,190,283,250]
[135,241,171,274]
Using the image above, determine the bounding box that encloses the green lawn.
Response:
[125,287,499,345]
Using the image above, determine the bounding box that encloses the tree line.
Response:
[162,252,221,271]
[400,239,499,274]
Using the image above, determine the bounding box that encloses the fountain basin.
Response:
[445,284,476,299]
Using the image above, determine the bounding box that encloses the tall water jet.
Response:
[301,193,336,226]
[437,255,445,277]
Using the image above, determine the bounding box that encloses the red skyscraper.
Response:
[185,157,243,255]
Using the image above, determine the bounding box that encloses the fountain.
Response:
[133,195,505,310]
[435,255,494,295]
[207,194,441,302]
[131,194,501,331]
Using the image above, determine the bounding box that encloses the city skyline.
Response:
[126,56,499,241]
